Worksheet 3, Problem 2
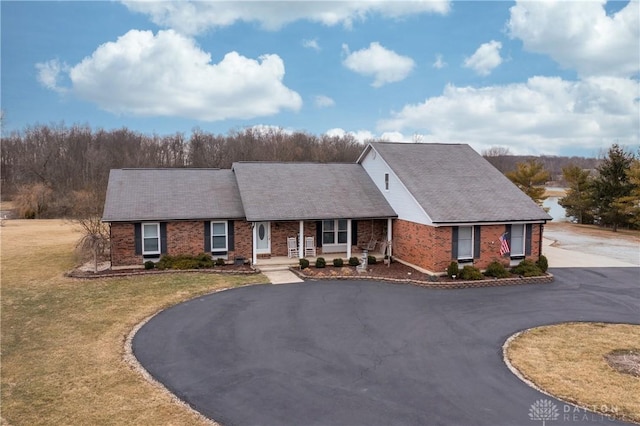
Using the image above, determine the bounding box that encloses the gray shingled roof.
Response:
[365,142,552,223]
[232,162,397,221]
[102,169,245,222]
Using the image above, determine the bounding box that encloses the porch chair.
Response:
[287,237,299,258]
[304,236,316,257]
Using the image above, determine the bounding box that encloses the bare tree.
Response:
[70,190,110,273]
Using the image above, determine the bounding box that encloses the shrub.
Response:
[315,257,326,268]
[155,254,214,270]
[511,259,543,277]
[215,257,226,266]
[367,255,377,265]
[447,261,459,278]
[348,257,360,266]
[333,258,344,267]
[536,255,549,273]
[144,260,155,270]
[459,265,484,280]
[484,261,509,278]
[299,258,309,270]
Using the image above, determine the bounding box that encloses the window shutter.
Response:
[160,223,167,254]
[351,220,358,246]
[134,223,142,255]
[451,226,458,259]
[525,224,533,256]
[474,226,481,259]
[228,220,235,251]
[204,222,211,252]
[316,221,323,247]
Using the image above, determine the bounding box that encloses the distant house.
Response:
[102,142,551,273]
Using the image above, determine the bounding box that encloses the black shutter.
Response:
[316,221,323,247]
[160,223,167,254]
[351,220,358,246]
[451,226,458,259]
[204,221,211,252]
[134,223,142,255]
[474,226,481,259]
[505,224,512,255]
[525,224,533,256]
[228,220,235,251]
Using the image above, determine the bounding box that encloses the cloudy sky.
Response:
[2,0,639,156]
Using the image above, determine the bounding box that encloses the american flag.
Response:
[499,233,510,256]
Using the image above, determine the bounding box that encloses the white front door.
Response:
[256,222,271,254]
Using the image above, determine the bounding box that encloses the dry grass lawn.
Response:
[506,322,640,424]
[0,219,266,425]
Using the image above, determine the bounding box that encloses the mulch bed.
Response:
[294,261,554,289]
[605,349,640,377]
[66,263,257,279]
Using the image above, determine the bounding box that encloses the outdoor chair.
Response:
[304,236,316,257]
[287,237,299,258]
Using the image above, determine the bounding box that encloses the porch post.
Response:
[346,219,352,259]
[252,222,257,265]
[387,218,393,258]
[299,220,304,258]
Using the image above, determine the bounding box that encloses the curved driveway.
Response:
[133,268,639,426]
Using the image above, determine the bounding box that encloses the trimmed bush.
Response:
[155,254,214,270]
[536,255,549,273]
[367,255,377,265]
[215,257,226,266]
[511,259,543,277]
[460,265,484,280]
[333,258,344,267]
[299,258,309,270]
[447,261,459,278]
[348,257,360,266]
[144,260,155,270]
[484,261,509,278]
[315,257,326,268]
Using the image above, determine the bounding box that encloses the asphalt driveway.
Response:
[133,268,639,426]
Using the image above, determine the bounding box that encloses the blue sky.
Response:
[2,1,639,156]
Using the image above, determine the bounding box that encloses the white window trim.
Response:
[210,221,229,257]
[510,224,526,257]
[322,219,348,247]
[457,225,474,261]
[142,222,161,256]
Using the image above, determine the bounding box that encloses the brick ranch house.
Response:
[102,142,551,274]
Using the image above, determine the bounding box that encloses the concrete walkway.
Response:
[542,237,637,268]
[261,269,304,284]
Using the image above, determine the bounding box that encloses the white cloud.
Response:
[377,76,639,155]
[122,1,450,35]
[325,128,375,143]
[43,30,301,121]
[464,40,502,76]
[342,42,415,87]
[302,38,320,51]
[507,0,640,78]
[35,59,68,93]
[314,95,335,108]
[432,54,447,69]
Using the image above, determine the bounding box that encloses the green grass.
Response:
[1,220,266,425]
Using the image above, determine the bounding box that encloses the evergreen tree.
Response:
[613,158,640,228]
[591,144,635,231]
[506,159,551,207]
[559,165,595,224]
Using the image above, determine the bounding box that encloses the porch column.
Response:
[346,219,352,259]
[299,220,304,258]
[252,222,257,265]
[387,218,393,258]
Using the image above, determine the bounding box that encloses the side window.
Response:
[511,224,525,256]
[384,173,389,190]
[457,226,473,260]
[211,221,228,255]
[142,223,160,255]
[322,220,335,244]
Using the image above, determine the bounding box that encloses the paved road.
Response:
[134,268,640,426]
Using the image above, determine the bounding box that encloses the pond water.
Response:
[543,187,573,222]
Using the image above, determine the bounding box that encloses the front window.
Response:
[457,226,473,260]
[142,223,160,255]
[211,221,228,255]
[511,224,525,256]
[323,219,348,245]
